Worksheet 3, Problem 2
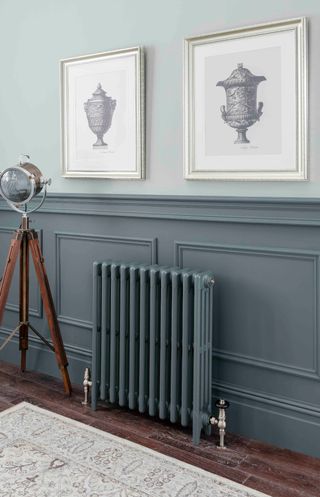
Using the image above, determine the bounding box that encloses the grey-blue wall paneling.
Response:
[0,194,319,457]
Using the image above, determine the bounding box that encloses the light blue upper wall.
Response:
[0,0,319,196]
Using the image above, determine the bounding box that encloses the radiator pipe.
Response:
[209,399,230,448]
[82,367,92,406]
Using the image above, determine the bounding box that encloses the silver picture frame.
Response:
[184,18,308,181]
[60,46,145,179]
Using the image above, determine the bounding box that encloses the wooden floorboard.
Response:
[0,360,319,497]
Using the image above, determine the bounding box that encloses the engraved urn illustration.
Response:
[84,83,116,148]
[216,63,266,144]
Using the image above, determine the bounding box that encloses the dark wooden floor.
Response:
[0,361,319,497]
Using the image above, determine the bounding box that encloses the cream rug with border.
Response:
[0,402,270,497]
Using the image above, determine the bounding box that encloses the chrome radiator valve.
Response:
[209,399,230,448]
[82,367,92,406]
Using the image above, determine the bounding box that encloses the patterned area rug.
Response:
[0,402,270,497]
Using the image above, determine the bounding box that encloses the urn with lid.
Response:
[84,83,116,148]
[217,63,266,144]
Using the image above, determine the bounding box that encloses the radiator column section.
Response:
[100,263,111,401]
[119,265,128,406]
[129,265,139,409]
[149,267,159,416]
[170,270,180,423]
[91,261,215,445]
[91,262,102,410]
[139,267,148,413]
[109,263,119,403]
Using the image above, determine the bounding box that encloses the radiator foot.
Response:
[209,399,230,448]
[82,367,92,406]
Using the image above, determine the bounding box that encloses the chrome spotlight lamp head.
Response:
[0,155,51,215]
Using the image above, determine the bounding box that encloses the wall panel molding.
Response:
[0,327,89,389]
[175,240,320,380]
[213,349,319,380]
[212,380,320,418]
[0,326,91,359]
[55,232,158,329]
[3,194,320,226]
[212,381,320,457]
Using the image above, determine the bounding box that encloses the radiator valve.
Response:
[209,399,230,448]
[82,367,92,406]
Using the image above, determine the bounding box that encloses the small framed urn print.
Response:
[184,18,308,181]
[60,47,145,179]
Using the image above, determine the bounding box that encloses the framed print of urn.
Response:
[184,18,308,181]
[60,47,145,179]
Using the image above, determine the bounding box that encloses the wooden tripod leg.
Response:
[20,232,29,372]
[28,233,72,395]
[0,235,22,325]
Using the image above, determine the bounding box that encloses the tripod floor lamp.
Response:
[0,156,71,395]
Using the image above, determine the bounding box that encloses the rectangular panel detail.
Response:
[175,241,319,379]
[55,233,157,329]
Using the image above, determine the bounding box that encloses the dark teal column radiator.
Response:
[91,261,215,444]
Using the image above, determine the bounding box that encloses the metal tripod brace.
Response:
[0,215,72,395]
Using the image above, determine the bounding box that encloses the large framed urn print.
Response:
[60,47,145,179]
[184,18,308,181]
